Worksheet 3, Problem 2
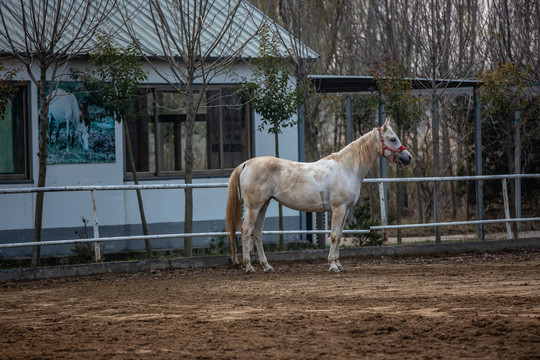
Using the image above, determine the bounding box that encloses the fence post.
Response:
[514,107,522,233]
[432,95,442,243]
[501,179,513,240]
[91,189,102,262]
[474,88,484,240]
[378,182,388,246]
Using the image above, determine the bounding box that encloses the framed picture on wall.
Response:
[42,81,116,165]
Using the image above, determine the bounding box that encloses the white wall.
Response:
[0,60,301,241]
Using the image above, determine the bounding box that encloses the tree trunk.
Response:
[304,97,323,247]
[184,174,193,257]
[31,69,49,267]
[304,97,321,162]
[183,89,197,258]
[274,122,284,251]
[430,0,442,244]
[123,118,151,257]
[432,93,441,243]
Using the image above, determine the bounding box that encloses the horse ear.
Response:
[382,119,389,131]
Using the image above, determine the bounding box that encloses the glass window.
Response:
[125,87,251,178]
[222,90,248,169]
[0,84,30,181]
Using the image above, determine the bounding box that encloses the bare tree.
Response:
[483,0,540,79]
[120,0,266,257]
[409,0,480,241]
[0,0,114,266]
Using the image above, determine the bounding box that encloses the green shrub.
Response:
[348,201,382,247]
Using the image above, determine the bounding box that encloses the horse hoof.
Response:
[264,266,274,273]
[329,266,341,273]
[338,266,346,272]
[245,266,255,274]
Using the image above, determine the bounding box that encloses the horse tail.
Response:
[226,164,243,265]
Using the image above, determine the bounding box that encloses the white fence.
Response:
[1,174,539,262]
[363,174,540,244]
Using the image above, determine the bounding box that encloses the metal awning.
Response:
[308,75,480,93]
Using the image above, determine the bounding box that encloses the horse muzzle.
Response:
[395,148,412,166]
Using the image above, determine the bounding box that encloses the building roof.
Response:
[0,0,318,60]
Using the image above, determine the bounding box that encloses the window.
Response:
[126,87,251,178]
[0,84,30,182]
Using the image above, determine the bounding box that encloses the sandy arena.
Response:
[1,250,539,359]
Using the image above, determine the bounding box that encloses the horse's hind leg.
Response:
[241,208,259,273]
[253,200,273,273]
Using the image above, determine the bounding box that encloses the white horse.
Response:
[226,120,411,273]
[48,88,89,152]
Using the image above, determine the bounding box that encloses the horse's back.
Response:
[239,156,334,212]
[241,156,314,185]
[49,89,77,122]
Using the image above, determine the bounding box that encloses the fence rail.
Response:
[1,173,538,195]
[0,229,369,250]
[1,174,539,262]
[370,218,540,230]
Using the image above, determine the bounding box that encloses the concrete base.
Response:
[1,237,538,283]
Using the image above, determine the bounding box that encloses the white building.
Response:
[0,0,317,258]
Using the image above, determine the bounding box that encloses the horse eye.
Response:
[391,137,397,142]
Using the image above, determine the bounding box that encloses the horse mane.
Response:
[324,127,380,168]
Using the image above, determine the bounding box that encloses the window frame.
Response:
[124,84,252,180]
[0,82,31,183]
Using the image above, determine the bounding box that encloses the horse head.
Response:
[78,124,89,152]
[378,120,412,166]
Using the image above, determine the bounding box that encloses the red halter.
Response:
[378,127,407,164]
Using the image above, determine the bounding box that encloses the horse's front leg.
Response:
[328,207,347,273]
[330,252,347,272]
[334,208,349,272]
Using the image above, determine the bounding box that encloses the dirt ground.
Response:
[1,250,539,360]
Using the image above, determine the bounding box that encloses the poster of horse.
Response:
[43,81,116,165]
